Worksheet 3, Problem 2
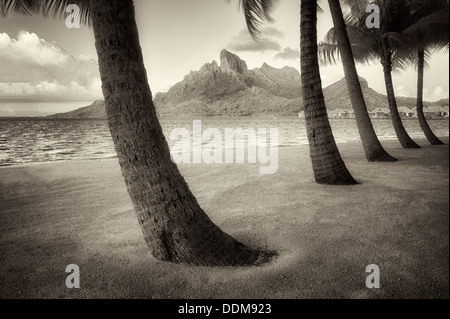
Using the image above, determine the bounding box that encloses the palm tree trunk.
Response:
[88,0,269,266]
[300,0,358,185]
[327,0,397,162]
[416,50,444,145]
[382,56,421,149]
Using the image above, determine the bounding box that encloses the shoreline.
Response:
[1,135,449,169]
[0,138,448,299]
[1,115,450,120]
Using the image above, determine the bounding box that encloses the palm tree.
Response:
[326,0,397,162]
[300,0,358,184]
[401,0,449,145]
[416,50,445,145]
[320,0,423,149]
[1,0,270,266]
[240,0,358,185]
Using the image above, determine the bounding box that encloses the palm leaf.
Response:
[1,0,91,25]
[227,0,325,40]
[326,0,449,70]
[402,7,449,51]
[320,22,378,65]
[226,0,276,39]
[409,0,448,25]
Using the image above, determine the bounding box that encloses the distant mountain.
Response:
[48,49,448,119]
[323,77,448,111]
[431,98,450,107]
[152,49,302,116]
[48,100,106,119]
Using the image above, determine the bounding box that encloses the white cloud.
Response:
[0,79,102,102]
[262,27,285,39]
[0,31,102,102]
[395,85,414,98]
[0,33,11,49]
[423,86,449,102]
[2,32,68,66]
[227,29,282,53]
[275,47,300,60]
[395,85,449,102]
[320,65,346,87]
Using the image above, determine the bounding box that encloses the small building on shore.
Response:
[424,106,448,118]
[328,108,355,119]
[398,106,416,118]
[369,108,390,119]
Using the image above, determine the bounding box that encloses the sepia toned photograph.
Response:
[0,0,448,306]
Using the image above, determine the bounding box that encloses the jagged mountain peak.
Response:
[220,49,248,74]
[255,63,300,82]
[154,49,303,104]
[198,60,220,73]
[260,62,297,73]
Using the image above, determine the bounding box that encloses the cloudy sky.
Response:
[0,0,448,116]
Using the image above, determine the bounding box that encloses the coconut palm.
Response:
[326,0,397,162]
[300,0,358,184]
[240,0,358,184]
[415,50,445,145]
[1,0,269,266]
[320,0,424,149]
[401,0,449,145]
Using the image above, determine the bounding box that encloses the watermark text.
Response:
[170,120,279,175]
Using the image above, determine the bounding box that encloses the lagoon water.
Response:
[0,116,448,167]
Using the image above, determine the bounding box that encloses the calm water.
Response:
[0,117,448,167]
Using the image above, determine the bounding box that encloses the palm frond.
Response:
[318,39,378,66]
[334,0,449,69]
[383,32,411,50]
[340,0,367,14]
[318,42,340,65]
[409,0,448,25]
[326,24,377,47]
[1,0,91,25]
[393,48,432,71]
[226,0,277,40]
[402,7,449,50]
[322,23,378,59]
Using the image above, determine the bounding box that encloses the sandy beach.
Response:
[0,137,448,299]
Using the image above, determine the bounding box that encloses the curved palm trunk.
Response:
[382,56,421,149]
[416,50,445,145]
[89,0,268,266]
[328,0,397,162]
[300,0,358,185]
